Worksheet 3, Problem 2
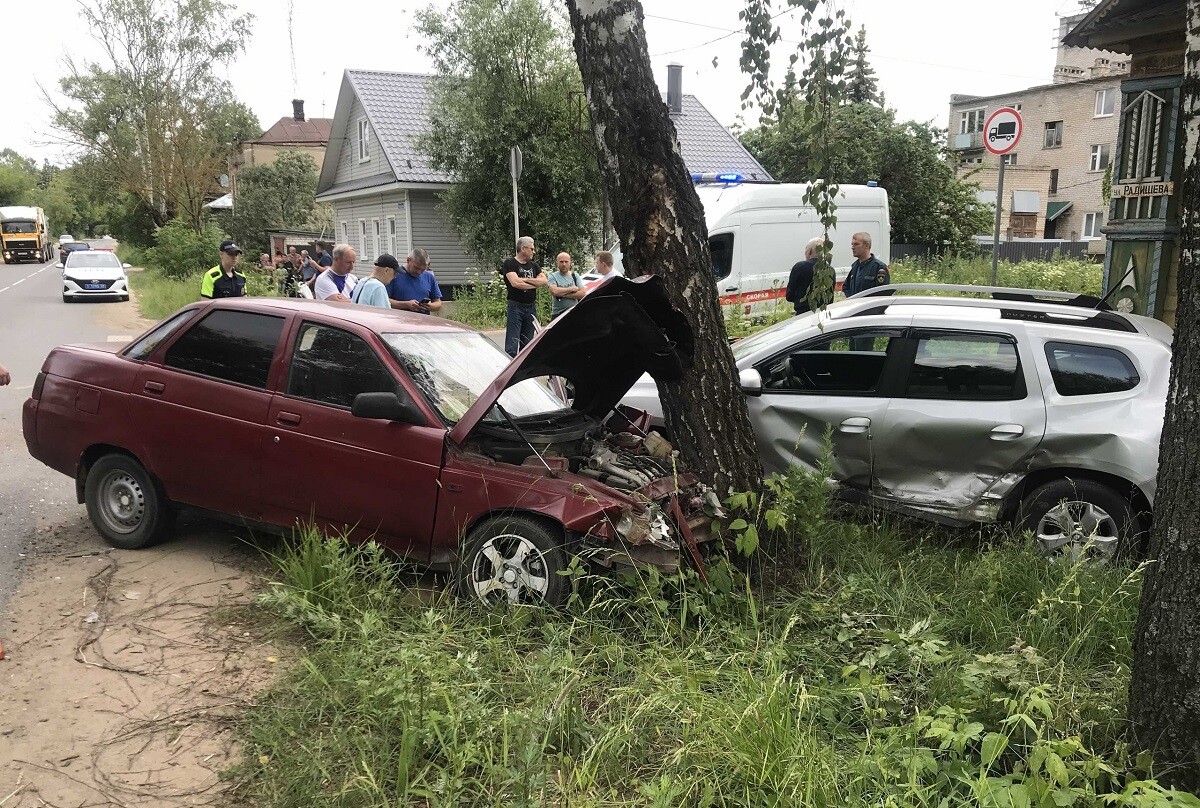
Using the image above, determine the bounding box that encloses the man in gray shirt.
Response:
[547,252,585,319]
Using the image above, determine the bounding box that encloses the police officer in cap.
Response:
[842,232,889,298]
[201,239,248,299]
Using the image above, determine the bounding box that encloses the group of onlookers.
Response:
[499,236,621,356]
[200,239,444,315]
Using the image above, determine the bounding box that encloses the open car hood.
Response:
[448,274,692,445]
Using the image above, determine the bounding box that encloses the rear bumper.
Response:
[22,398,40,463]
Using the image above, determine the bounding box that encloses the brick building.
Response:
[948,13,1127,248]
[229,100,333,197]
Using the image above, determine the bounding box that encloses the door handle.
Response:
[724,285,739,292]
[276,411,302,426]
[990,424,1024,440]
[143,380,165,394]
[839,416,871,434]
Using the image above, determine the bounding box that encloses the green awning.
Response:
[1046,201,1073,221]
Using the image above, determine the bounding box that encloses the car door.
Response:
[130,308,286,518]
[870,325,1047,513]
[259,319,445,559]
[747,320,911,489]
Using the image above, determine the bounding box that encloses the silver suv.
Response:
[622,284,1172,561]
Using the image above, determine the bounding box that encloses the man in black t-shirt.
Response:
[499,236,547,356]
[785,237,824,315]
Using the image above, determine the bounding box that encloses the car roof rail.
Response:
[853,283,1113,312]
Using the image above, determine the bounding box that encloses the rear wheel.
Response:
[84,454,173,550]
[457,515,569,607]
[1017,478,1139,563]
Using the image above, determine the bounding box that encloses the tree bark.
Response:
[1128,1,1200,790]
[564,0,762,496]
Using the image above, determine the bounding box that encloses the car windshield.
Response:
[66,252,120,269]
[2,222,36,233]
[380,332,569,424]
[731,310,819,361]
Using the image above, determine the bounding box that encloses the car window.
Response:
[163,310,284,389]
[125,310,199,361]
[286,322,396,409]
[710,232,734,280]
[906,332,1024,401]
[759,328,902,394]
[1044,341,1139,396]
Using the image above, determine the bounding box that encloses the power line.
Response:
[649,4,803,57]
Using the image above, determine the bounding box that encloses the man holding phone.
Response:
[387,247,443,314]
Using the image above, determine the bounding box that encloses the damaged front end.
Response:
[572,429,725,576]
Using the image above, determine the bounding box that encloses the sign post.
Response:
[509,146,523,248]
[983,107,1023,285]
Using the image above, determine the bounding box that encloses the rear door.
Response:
[130,308,286,518]
[870,325,1047,513]
[747,317,911,488]
[259,320,445,558]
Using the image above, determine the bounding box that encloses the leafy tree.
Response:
[49,0,259,231]
[741,102,991,252]
[222,149,320,254]
[415,0,601,268]
[0,165,34,207]
[23,171,77,237]
[847,25,881,105]
[147,219,227,281]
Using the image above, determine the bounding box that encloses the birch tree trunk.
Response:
[564,0,762,496]
[1128,1,1200,790]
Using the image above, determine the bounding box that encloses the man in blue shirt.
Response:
[387,247,443,314]
[315,242,333,268]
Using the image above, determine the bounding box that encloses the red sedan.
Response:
[23,277,720,605]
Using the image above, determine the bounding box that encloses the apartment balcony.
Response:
[951,131,984,150]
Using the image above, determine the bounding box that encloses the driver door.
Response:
[260,320,445,559]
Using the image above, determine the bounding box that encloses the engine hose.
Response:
[578,467,634,491]
[599,462,645,487]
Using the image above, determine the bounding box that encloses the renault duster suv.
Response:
[623,284,1172,561]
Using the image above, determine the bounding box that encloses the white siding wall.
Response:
[334,95,389,184]
[408,189,484,287]
[332,191,412,276]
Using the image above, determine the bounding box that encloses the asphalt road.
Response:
[0,258,137,612]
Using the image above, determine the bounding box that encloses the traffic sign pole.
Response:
[982,107,1022,286]
[992,159,1005,285]
[510,146,523,247]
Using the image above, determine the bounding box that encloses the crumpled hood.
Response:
[448,274,692,444]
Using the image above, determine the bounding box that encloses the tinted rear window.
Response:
[1045,342,1139,396]
[164,310,284,389]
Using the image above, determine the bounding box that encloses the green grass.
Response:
[230,467,1198,807]
[891,254,1103,297]
[128,263,278,320]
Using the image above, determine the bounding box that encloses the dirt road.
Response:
[0,510,281,807]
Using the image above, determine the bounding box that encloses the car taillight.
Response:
[31,372,46,401]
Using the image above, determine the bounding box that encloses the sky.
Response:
[16,0,1091,166]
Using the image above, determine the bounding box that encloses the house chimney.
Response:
[292,99,305,122]
[667,63,683,115]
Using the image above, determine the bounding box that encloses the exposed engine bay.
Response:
[467,408,724,573]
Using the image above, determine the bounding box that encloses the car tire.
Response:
[84,454,173,550]
[1016,478,1140,562]
[457,514,569,607]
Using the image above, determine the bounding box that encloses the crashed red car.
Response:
[23,276,721,605]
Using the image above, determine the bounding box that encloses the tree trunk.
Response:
[1127,2,1200,790]
[564,0,762,496]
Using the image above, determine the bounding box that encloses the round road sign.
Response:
[984,107,1022,155]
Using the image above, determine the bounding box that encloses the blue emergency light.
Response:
[691,172,744,185]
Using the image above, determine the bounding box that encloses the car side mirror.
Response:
[55,262,64,269]
[351,390,425,425]
[122,263,132,269]
[738,368,763,397]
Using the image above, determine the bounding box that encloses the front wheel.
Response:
[1016,478,1139,563]
[457,515,569,606]
[84,454,172,550]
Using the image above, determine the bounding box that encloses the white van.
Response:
[598,182,890,318]
[700,182,889,317]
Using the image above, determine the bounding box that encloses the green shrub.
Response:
[892,254,1103,297]
[147,219,227,281]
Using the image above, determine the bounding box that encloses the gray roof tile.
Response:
[670,95,772,181]
[340,69,773,187]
